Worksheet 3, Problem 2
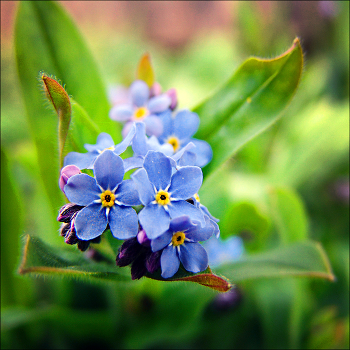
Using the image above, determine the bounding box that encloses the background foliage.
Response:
[1,1,349,349]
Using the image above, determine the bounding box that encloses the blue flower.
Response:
[64,124,136,170]
[64,150,141,240]
[158,109,213,167]
[151,216,214,278]
[125,122,198,171]
[202,235,244,267]
[109,80,171,138]
[131,151,205,239]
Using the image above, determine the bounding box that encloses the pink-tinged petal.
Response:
[59,165,81,192]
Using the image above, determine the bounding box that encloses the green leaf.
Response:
[18,235,130,283]
[216,240,335,282]
[146,267,232,293]
[194,38,303,178]
[268,186,308,244]
[136,52,155,87]
[41,74,71,167]
[220,201,271,251]
[14,1,118,213]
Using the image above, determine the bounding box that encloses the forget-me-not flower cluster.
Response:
[58,71,224,280]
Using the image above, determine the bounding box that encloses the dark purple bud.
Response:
[77,240,90,252]
[59,165,81,193]
[60,223,70,237]
[145,250,161,274]
[57,203,84,223]
[131,251,148,280]
[166,88,177,110]
[149,82,162,97]
[212,287,243,312]
[137,229,151,247]
[116,238,142,267]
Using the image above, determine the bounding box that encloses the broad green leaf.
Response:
[220,201,271,251]
[18,235,130,283]
[194,38,303,178]
[14,1,117,213]
[136,52,155,87]
[18,234,231,292]
[216,240,334,282]
[41,74,71,167]
[268,186,308,244]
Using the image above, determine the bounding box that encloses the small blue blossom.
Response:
[151,216,214,278]
[109,80,171,138]
[64,124,136,170]
[64,150,141,240]
[131,151,205,239]
[202,235,244,267]
[158,109,213,167]
[125,122,197,172]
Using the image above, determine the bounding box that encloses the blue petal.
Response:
[115,179,141,206]
[108,205,139,239]
[109,104,133,122]
[190,139,213,167]
[157,110,173,143]
[139,204,170,239]
[124,156,144,172]
[144,151,172,191]
[114,123,136,155]
[130,80,149,107]
[171,142,195,162]
[75,203,107,240]
[186,215,214,242]
[161,245,180,278]
[144,115,163,137]
[168,166,203,199]
[131,168,155,205]
[167,200,205,226]
[64,173,100,205]
[177,151,196,167]
[173,110,199,140]
[151,229,172,252]
[169,216,193,233]
[84,133,114,152]
[132,122,148,156]
[147,95,171,113]
[94,150,124,191]
[147,136,174,156]
[64,151,98,170]
[179,242,208,273]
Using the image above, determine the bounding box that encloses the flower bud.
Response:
[166,88,178,110]
[137,229,151,247]
[59,165,81,193]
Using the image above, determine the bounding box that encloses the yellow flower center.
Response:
[194,193,200,202]
[155,190,171,206]
[172,231,186,247]
[100,190,115,207]
[167,136,180,152]
[134,107,149,120]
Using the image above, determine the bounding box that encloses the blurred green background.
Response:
[1,1,349,349]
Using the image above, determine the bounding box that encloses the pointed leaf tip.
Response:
[136,52,155,87]
[41,73,72,168]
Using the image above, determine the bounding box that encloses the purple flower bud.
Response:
[116,238,142,267]
[59,165,81,193]
[211,287,243,312]
[57,203,84,223]
[60,223,70,237]
[166,88,178,110]
[131,252,148,280]
[150,82,162,97]
[137,229,151,247]
[145,250,161,274]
